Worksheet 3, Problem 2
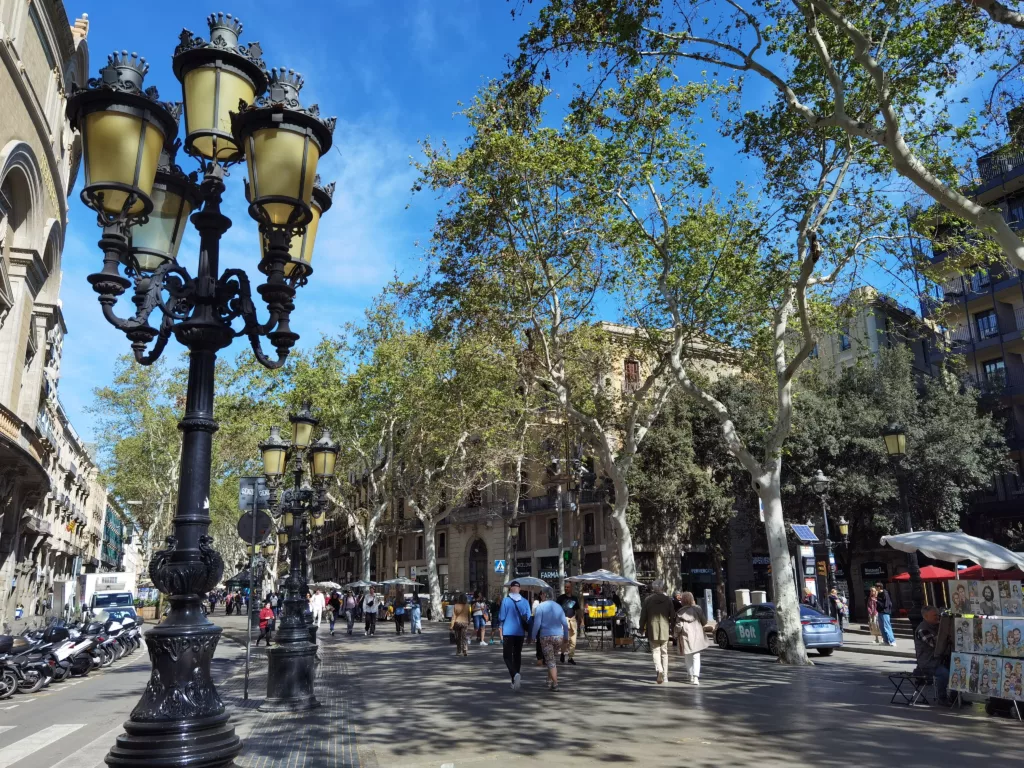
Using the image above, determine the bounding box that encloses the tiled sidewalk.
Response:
[216,616,368,768]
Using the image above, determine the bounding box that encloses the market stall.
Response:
[881,532,1024,716]
[566,569,644,649]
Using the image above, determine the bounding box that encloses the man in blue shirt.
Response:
[530,590,570,692]
[498,580,532,691]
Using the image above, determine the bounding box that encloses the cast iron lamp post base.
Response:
[259,591,319,712]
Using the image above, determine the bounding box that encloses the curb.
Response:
[837,644,915,660]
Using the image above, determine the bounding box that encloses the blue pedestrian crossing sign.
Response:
[494,559,507,574]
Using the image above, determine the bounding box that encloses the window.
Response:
[515,522,527,550]
[397,497,405,519]
[839,333,851,351]
[976,309,1000,339]
[28,3,56,70]
[984,358,1006,386]
[583,513,596,546]
[624,358,640,383]
[396,537,403,562]
[437,532,446,559]
[415,535,423,560]
[548,518,558,548]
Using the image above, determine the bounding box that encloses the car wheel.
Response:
[767,633,780,656]
[716,629,730,650]
[817,648,834,657]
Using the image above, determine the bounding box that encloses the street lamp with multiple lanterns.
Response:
[258,403,337,711]
[65,12,335,766]
[882,422,924,627]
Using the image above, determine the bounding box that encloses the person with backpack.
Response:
[497,580,532,691]
[328,591,342,636]
[874,582,896,647]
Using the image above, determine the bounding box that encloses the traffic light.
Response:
[563,550,572,565]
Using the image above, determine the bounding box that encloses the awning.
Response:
[880,531,1024,572]
[224,569,255,589]
[891,565,956,583]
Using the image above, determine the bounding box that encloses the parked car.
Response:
[715,602,842,657]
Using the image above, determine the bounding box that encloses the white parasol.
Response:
[565,568,644,587]
[503,576,552,590]
[880,531,1024,573]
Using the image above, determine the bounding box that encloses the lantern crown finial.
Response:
[100,50,150,93]
[267,68,304,104]
[207,12,244,48]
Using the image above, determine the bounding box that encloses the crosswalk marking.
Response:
[50,723,126,768]
[0,728,14,735]
[0,724,85,768]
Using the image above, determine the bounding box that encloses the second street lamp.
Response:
[260,403,337,711]
[810,469,838,594]
[882,422,924,628]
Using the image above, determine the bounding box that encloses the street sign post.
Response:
[494,560,506,574]
[238,476,271,511]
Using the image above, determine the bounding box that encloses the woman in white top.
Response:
[471,591,490,646]
[362,588,378,636]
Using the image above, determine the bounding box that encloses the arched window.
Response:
[396,537,403,562]
[437,532,447,559]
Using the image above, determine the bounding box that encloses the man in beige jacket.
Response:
[639,579,675,684]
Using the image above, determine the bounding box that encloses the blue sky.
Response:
[58,2,988,442]
[60,1,539,440]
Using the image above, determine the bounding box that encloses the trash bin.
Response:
[734,589,751,610]
[751,590,767,604]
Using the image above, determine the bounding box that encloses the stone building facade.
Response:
[0,1,90,625]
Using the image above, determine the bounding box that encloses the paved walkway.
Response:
[213,614,1019,768]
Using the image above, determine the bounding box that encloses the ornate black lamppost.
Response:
[259,404,337,711]
[882,423,924,627]
[65,12,335,767]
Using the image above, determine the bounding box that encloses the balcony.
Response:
[964,366,1024,395]
[978,148,1024,185]
[548,535,559,548]
[583,530,596,546]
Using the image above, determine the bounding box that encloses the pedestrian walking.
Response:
[827,588,847,631]
[530,590,569,692]
[675,592,708,685]
[255,601,275,646]
[867,587,881,644]
[363,588,379,636]
[394,593,407,634]
[497,580,532,691]
[450,594,472,656]
[639,579,675,684]
[328,591,341,635]
[269,592,278,617]
[471,591,489,646]
[343,590,357,635]
[488,597,501,645]
[410,595,422,634]
[875,581,896,647]
[310,589,326,627]
[555,582,580,665]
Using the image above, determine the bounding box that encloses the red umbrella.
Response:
[891,565,957,582]
[956,564,1024,580]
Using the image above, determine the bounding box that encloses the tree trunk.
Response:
[421,516,442,619]
[758,468,809,665]
[710,546,727,622]
[360,540,372,583]
[608,495,641,622]
[657,529,682,595]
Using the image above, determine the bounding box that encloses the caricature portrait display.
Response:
[979,582,1002,615]
[981,619,1003,655]
[949,581,971,614]
[1003,582,1024,617]
[954,617,975,653]
[1002,620,1024,658]
[949,653,971,692]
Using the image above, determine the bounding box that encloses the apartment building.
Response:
[812,286,938,378]
[921,129,1024,541]
[0,2,93,624]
